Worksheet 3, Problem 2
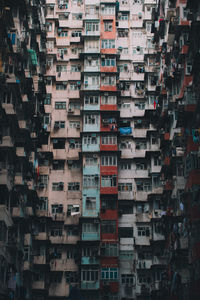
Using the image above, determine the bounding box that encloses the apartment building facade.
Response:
[1,0,200,300]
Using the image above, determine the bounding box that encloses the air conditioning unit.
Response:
[87,56,92,61]
[63,81,67,85]
[76,123,80,129]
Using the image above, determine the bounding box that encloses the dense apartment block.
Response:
[0,0,200,300]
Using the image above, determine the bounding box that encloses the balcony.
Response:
[136,259,152,269]
[81,281,100,290]
[83,165,100,175]
[83,123,100,133]
[152,256,167,265]
[82,231,100,241]
[49,283,69,297]
[82,142,100,152]
[34,232,48,241]
[32,280,46,290]
[118,191,135,200]
[0,136,14,148]
[136,213,150,223]
[0,169,12,190]
[81,257,99,265]
[83,83,100,91]
[34,255,47,265]
[82,30,100,37]
[11,206,25,218]
[84,64,100,73]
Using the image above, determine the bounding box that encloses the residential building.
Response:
[1,0,200,300]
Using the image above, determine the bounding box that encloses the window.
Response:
[154,156,161,166]
[71,30,82,37]
[101,175,117,187]
[52,138,65,149]
[101,220,116,234]
[54,121,65,129]
[67,248,77,259]
[57,47,67,58]
[72,13,82,20]
[86,197,96,210]
[104,21,113,31]
[84,75,99,86]
[83,175,99,188]
[68,182,80,191]
[50,228,62,236]
[70,83,80,90]
[101,268,118,280]
[52,160,65,170]
[101,243,118,256]
[118,13,128,20]
[39,175,48,187]
[58,29,68,37]
[55,101,66,109]
[135,140,147,150]
[46,22,52,31]
[85,156,98,166]
[138,274,151,284]
[52,182,64,191]
[121,274,135,285]
[82,223,98,233]
[101,39,115,49]
[56,65,67,72]
[118,183,132,192]
[101,156,117,166]
[101,58,116,67]
[67,205,79,216]
[85,22,99,32]
[135,102,145,110]
[137,226,150,237]
[101,95,116,105]
[118,227,133,238]
[84,114,99,125]
[101,135,117,145]
[38,197,48,211]
[136,180,151,192]
[66,272,78,283]
[85,95,99,105]
[83,134,97,145]
[85,40,99,51]
[101,5,115,15]
[82,246,99,257]
[69,121,80,128]
[136,162,147,170]
[71,65,81,72]
[51,204,63,214]
[118,203,133,214]
[44,93,51,105]
[56,84,67,90]
[120,162,131,170]
[43,114,50,125]
[101,199,116,210]
[102,76,116,86]
[136,203,149,213]
[69,139,81,149]
[152,175,160,187]
[82,269,99,282]
[67,226,79,236]
[119,140,131,149]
